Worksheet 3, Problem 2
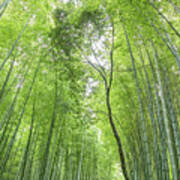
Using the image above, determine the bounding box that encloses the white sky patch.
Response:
[172,66,175,71]
[159,8,163,12]
[38,37,42,43]
[42,70,48,74]
[61,0,70,3]
[16,134,22,140]
[30,14,36,26]
[16,82,23,89]
[23,6,28,11]
[17,74,23,80]
[90,125,102,142]
[85,87,92,97]
[174,71,180,75]
[97,127,102,142]
[17,46,22,52]
[19,2,24,6]
[86,35,110,70]
[88,107,96,118]
[23,127,29,132]
[85,77,99,97]
[48,14,55,27]
[114,163,123,178]
[14,61,20,66]
[42,44,48,48]
[51,3,56,10]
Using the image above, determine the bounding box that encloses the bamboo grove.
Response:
[0,0,180,179]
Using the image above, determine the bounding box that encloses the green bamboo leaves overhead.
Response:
[0,0,180,180]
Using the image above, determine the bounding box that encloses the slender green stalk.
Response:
[150,2,180,38]
[122,20,152,179]
[0,0,12,19]
[19,97,36,180]
[0,56,16,101]
[40,68,58,180]
[0,19,29,71]
[138,48,161,180]
[0,60,39,174]
[152,41,179,180]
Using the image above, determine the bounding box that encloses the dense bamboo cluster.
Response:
[0,0,179,179]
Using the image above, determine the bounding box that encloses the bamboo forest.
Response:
[0,0,180,179]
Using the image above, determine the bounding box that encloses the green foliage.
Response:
[0,0,180,180]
